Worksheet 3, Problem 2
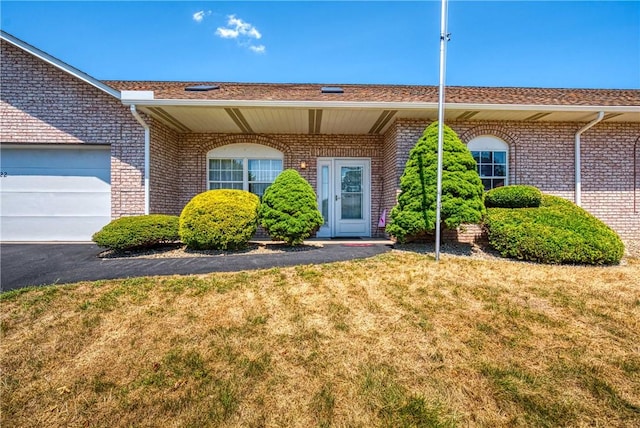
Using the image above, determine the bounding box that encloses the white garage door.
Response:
[0,146,111,241]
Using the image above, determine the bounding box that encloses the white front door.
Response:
[316,158,370,238]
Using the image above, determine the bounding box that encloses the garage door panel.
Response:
[2,148,111,169]
[1,216,111,241]
[1,191,110,216]
[0,146,112,241]
[0,175,110,192]
[3,167,110,182]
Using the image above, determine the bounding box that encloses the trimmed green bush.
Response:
[259,169,324,245]
[485,194,624,265]
[92,214,179,251]
[386,121,486,243]
[485,185,542,208]
[179,189,260,250]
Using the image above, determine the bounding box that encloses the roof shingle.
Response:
[104,81,640,106]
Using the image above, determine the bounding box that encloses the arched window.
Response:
[207,143,283,197]
[467,136,509,190]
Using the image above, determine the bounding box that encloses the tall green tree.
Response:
[386,122,485,243]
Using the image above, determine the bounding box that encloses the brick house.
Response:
[1,31,639,245]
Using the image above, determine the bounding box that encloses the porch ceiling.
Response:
[136,105,640,135]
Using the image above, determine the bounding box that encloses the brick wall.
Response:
[383,119,639,242]
[149,118,181,214]
[167,133,386,236]
[0,39,146,218]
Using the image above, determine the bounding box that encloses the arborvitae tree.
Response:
[259,169,324,245]
[386,122,485,243]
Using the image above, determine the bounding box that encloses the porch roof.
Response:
[107,81,640,134]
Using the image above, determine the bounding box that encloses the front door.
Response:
[317,158,370,237]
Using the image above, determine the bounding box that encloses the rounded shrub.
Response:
[485,194,624,265]
[259,169,324,245]
[179,189,260,250]
[92,214,179,251]
[485,185,542,208]
[386,121,485,243]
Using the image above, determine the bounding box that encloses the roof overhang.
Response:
[1,30,120,99]
[121,90,640,135]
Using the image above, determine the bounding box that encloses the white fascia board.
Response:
[0,30,120,99]
[121,90,154,100]
[119,98,640,113]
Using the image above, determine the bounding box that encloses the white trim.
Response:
[316,157,371,238]
[468,135,510,152]
[0,143,110,150]
[206,144,283,194]
[122,90,153,100]
[1,30,120,99]
[130,105,150,214]
[575,112,605,206]
[468,136,509,189]
[118,96,640,114]
[207,143,283,159]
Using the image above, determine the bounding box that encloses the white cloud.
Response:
[192,10,211,23]
[225,15,262,39]
[215,14,266,53]
[215,27,238,39]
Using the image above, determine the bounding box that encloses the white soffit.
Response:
[240,108,308,134]
[322,109,388,134]
[162,106,240,133]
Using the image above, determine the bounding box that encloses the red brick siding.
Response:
[0,39,146,219]
[149,118,181,214]
[171,133,386,236]
[382,122,400,217]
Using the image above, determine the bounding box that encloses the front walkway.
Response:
[0,240,392,291]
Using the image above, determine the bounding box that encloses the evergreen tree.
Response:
[386,122,485,243]
[259,169,324,245]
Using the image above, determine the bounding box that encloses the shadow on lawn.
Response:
[97,242,322,259]
[392,241,504,259]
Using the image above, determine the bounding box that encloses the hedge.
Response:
[485,194,624,265]
[92,214,179,251]
[485,185,542,208]
[179,189,260,250]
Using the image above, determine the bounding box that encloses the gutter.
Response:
[575,111,604,206]
[118,96,640,113]
[129,105,150,214]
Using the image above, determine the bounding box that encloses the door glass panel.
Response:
[321,165,329,226]
[341,166,363,220]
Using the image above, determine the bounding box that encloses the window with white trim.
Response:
[207,143,283,197]
[467,136,509,191]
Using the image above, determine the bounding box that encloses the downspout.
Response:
[130,105,150,214]
[575,111,604,206]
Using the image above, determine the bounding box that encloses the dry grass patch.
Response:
[2,252,639,427]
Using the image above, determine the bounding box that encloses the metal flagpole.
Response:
[434,0,449,262]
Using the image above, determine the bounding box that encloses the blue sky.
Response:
[2,1,639,88]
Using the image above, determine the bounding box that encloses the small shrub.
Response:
[259,169,324,245]
[386,122,485,243]
[92,215,179,251]
[179,189,259,250]
[485,194,624,265]
[485,185,542,208]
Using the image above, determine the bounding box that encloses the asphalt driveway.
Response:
[0,242,392,291]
